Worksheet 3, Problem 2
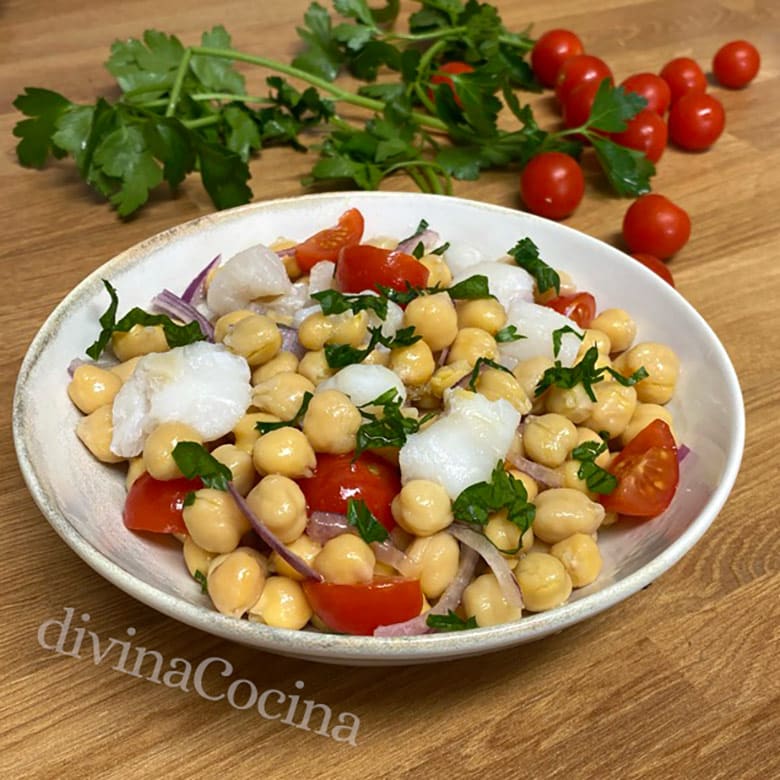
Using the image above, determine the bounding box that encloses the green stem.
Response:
[190,45,449,132]
[182,115,221,129]
[417,39,450,81]
[165,48,193,117]
[385,26,467,43]
[143,92,275,108]
[413,83,437,115]
[405,166,431,193]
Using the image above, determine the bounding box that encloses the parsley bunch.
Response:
[13,2,655,218]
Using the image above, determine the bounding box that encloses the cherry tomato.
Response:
[294,208,364,273]
[631,253,675,287]
[600,419,679,517]
[297,452,401,531]
[561,79,601,129]
[520,152,585,221]
[610,109,668,164]
[429,61,474,107]
[555,54,613,104]
[302,577,423,635]
[622,194,691,260]
[668,92,726,151]
[659,57,707,105]
[531,29,585,88]
[335,244,429,294]
[123,473,202,534]
[544,292,597,329]
[713,40,760,89]
[620,73,672,116]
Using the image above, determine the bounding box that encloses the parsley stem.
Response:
[190,45,449,132]
[165,47,193,117]
[142,92,275,108]
[413,82,437,115]
[384,25,468,43]
[182,115,222,129]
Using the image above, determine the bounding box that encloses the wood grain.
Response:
[1,1,779,778]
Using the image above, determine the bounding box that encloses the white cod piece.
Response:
[499,300,582,369]
[450,261,534,313]
[317,364,406,408]
[399,389,521,500]
[206,244,292,316]
[111,341,252,457]
[442,243,484,277]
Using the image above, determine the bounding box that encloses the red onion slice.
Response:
[505,452,563,488]
[448,523,523,610]
[306,511,349,543]
[396,229,441,256]
[278,323,306,359]
[152,289,215,341]
[373,544,479,637]
[227,484,323,582]
[372,538,415,578]
[182,255,220,304]
[677,443,690,463]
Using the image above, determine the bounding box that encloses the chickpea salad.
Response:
[68,208,682,637]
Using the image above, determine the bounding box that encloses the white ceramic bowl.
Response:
[13,192,744,666]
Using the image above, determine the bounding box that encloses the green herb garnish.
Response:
[172,441,232,491]
[495,325,525,343]
[354,389,434,455]
[255,391,314,434]
[507,237,560,295]
[194,569,209,594]
[311,289,389,320]
[324,325,420,368]
[552,325,584,358]
[346,498,389,544]
[571,437,618,495]
[378,274,491,307]
[426,610,477,632]
[466,356,513,392]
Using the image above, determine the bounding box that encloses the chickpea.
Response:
[533,488,605,544]
[390,339,435,387]
[232,411,281,454]
[550,533,603,588]
[513,356,554,401]
[590,308,636,353]
[329,311,369,347]
[252,351,299,384]
[76,405,123,463]
[313,534,375,584]
[447,327,498,366]
[391,480,453,537]
[207,548,266,618]
[68,365,122,414]
[183,488,250,553]
[507,469,539,501]
[577,328,612,359]
[111,324,168,361]
[476,368,532,414]
[362,347,390,367]
[252,372,315,420]
[125,457,145,489]
[404,532,460,599]
[585,382,637,439]
[252,427,316,478]
[613,342,680,405]
[515,553,572,612]
[142,421,202,481]
[557,460,594,497]
[270,238,302,279]
[297,349,334,385]
[601,510,619,527]
[620,403,677,447]
[456,297,507,335]
[248,576,312,629]
[270,535,322,581]
[463,573,523,627]
[110,356,141,383]
[420,254,452,287]
[485,510,533,557]
[222,314,281,367]
[428,360,471,398]
[246,475,308,544]
[403,293,458,352]
[302,390,361,454]
[183,535,217,579]
[214,309,254,343]
[297,312,333,351]
[523,413,578,468]
[545,383,594,424]
[211,444,256,496]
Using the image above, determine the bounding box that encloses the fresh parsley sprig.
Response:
[354,389,434,455]
[466,356,513,392]
[324,324,420,368]
[255,392,314,434]
[312,289,389,320]
[495,325,524,343]
[507,237,559,295]
[346,498,389,544]
[571,437,618,495]
[552,325,584,358]
[426,610,477,632]
[171,441,233,506]
[379,274,491,307]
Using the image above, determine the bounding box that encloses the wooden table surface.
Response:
[2,1,778,777]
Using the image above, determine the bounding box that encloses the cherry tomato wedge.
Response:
[123,472,202,534]
[600,419,679,517]
[302,577,424,635]
[297,452,401,531]
[295,208,364,273]
[631,253,675,287]
[712,40,760,89]
[544,292,596,329]
[531,29,584,88]
[335,244,429,294]
[428,61,474,107]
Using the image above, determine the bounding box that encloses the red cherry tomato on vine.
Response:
[544,292,596,328]
[428,61,474,107]
[519,152,585,221]
[712,40,760,88]
[599,419,679,517]
[336,244,429,294]
[123,473,202,534]
[302,577,423,635]
[668,92,726,150]
[555,54,613,104]
[297,452,400,531]
[531,29,585,88]
[611,109,668,163]
[631,253,675,287]
[622,194,691,259]
[295,208,364,273]
[659,57,707,105]
[561,79,601,129]
[620,72,672,116]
